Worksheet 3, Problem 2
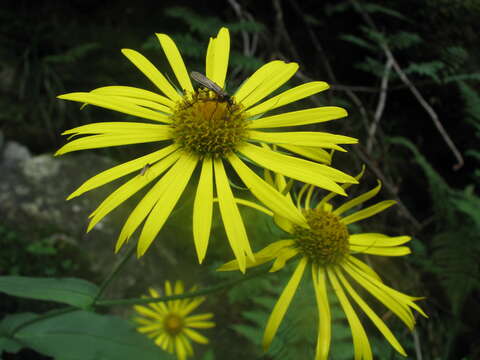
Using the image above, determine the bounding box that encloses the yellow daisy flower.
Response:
[133,281,215,360]
[56,27,358,271]
[219,170,427,359]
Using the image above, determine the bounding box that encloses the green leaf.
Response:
[0,313,39,354]
[14,310,173,360]
[0,276,99,307]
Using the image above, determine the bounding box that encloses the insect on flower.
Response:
[190,71,233,106]
[139,163,151,176]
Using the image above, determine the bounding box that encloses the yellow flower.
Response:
[133,281,214,360]
[219,170,427,359]
[56,27,357,271]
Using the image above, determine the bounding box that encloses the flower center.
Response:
[171,89,248,157]
[293,209,349,266]
[163,313,184,336]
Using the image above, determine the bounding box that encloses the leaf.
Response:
[0,313,39,354]
[14,310,173,360]
[0,276,99,308]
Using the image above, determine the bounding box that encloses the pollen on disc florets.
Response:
[293,209,349,266]
[163,313,184,336]
[171,89,248,157]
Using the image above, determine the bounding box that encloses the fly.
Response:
[190,71,233,106]
[140,163,151,176]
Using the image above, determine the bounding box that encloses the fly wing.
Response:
[190,71,227,97]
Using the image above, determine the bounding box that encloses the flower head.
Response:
[219,169,427,359]
[56,28,357,271]
[133,281,214,360]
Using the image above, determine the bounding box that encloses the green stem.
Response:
[95,266,270,307]
[93,244,136,302]
[10,307,77,335]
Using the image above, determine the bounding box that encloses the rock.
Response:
[2,141,31,167]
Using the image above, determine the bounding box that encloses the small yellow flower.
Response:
[133,281,214,360]
[56,27,357,271]
[219,170,427,360]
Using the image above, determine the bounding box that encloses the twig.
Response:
[350,0,464,170]
[412,328,423,360]
[367,57,393,152]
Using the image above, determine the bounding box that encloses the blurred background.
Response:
[0,1,479,359]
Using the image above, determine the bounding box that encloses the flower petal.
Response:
[270,248,299,272]
[62,122,171,137]
[248,106,348,129]
[58,92,170,123]
[241,63,299,110]
[249,130,357,148]
[68,144,179,199]
[276,144,332,165]
[336,269,407,357]
[247,81,329,117]
[350,245,411,256]
[156,33,194,93]
[214,158,254,273]
[349,233,411,247]
[239,143,356,195]
[341,200,397,225]
[193,157,213,264]
[88,151,182,233]
[206,27,230,88]
[327,268,372,360]
[227,152,306,226]
[312,265,331,360]
[91,86,175,109]
[121,49,182,101]
[334,181,382,216]
[344,260,417,329]
[263,257,307,351]
[115,152,183,251]
[138,153,198,256]
[234,60,287,103]
[55,132,172,156]
[183,328,210,344]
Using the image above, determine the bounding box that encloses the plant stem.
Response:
[95,266,270,307]
[93,244,136,302]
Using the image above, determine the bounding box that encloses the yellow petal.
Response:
[350,245,411,256]
[335,269,407,356]
[57,92,170,123]
[239,143,356,195]
[249,130,357,148]
[156,33,194,93]
[334,180,382,216]
[247,81,329,117]
[276,144,332,165]
[234,61,287,103]
[234,198,274,217]
[248,106,348,129]
[312,265,331,360]
[214,159,254,273]
[227,152,306,226]
[347,256,382,282]
[270,248,298,272]
[88,95,172,117]
[115,153,183,251]
[88,151,181,232]
[55,132,172,156]
[193,157,213,263]
[263,257,307,351]
[62,122,171,137]
[68,144,179,199]
[137,153,198,256]
[349,233,411,247]
[341,200,397,225]
[121,49,182,101]
[206,27,230,88]
[241,63,299,110]
[91,85,175,109]
[343,260,416,329]
[327,268,372,360]
[183,328,209,344]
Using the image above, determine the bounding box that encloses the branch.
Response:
[350,0,464,170]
